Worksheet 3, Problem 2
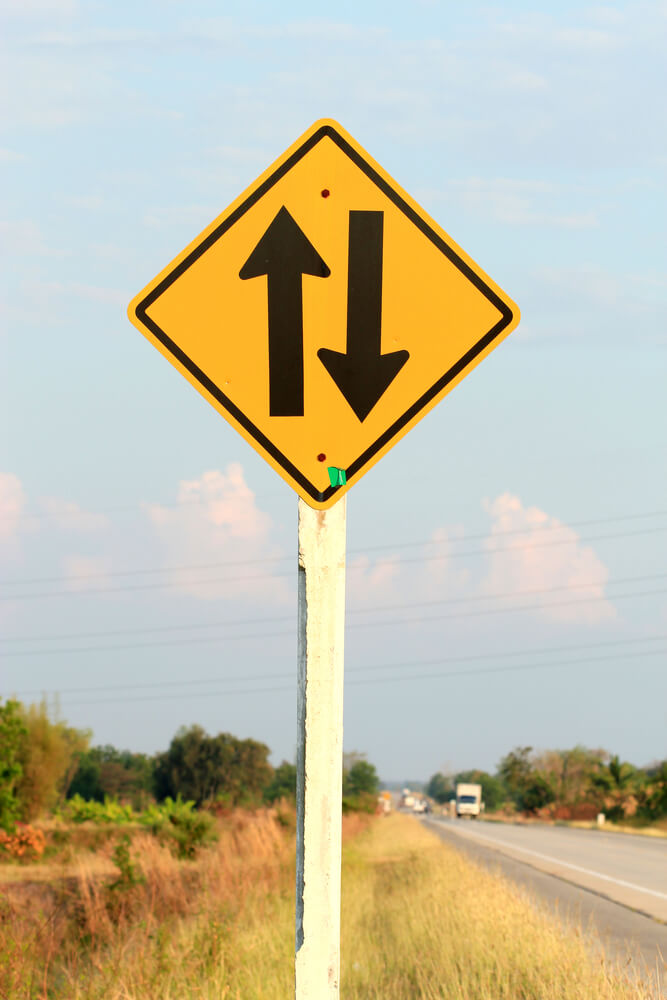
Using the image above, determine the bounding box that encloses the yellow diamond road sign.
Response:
[128,119,520,509]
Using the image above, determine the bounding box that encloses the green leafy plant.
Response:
[0,700,27,832]
[108,834,145,893]
[140,797,216,858]
[60,794,136,824]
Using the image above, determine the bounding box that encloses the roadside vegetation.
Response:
[427,744,667,827]
[0,697,659,997]
[0,812,655,999]
[0,698,380,854]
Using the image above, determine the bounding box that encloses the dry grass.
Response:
[0,811,658,998]
[564,820,667,838]
[340,815,658,999]
[480,813,667,838]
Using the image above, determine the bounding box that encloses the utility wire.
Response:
[3,492,665,527]
[10,633,666,698]
[2,524,666,602]
[2,571,666,652]
[3,508,667,587]
[28,647,665,709]
[3,588,666,659]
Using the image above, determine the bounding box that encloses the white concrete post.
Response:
[295,496,347,999]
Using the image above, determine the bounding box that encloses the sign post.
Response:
[127,117,519,998]
[295,497,346,997]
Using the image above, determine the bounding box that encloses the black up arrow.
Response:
[240,206,330,417]
[318,211,409,422]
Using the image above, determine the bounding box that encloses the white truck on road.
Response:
[455,783,482,818]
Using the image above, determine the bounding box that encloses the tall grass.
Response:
[340,815,657,999]
[0,812,656,998]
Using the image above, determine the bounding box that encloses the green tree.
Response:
[0,700,27,831]
[638,760,667,819]
[264,761,297,803]
[426,772,452,804]
[531,746,606,812]
[154,726,272,807]
[68,745,154,807]
[344,760,379,797]
[519,774,555,813]
[591,754,638,820]
[16,701,90,820]
[497,746,534,803]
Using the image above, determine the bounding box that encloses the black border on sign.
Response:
[135,124,514,505]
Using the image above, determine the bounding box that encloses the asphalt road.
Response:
[423,816,667,993]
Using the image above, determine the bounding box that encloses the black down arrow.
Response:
[240,206,330,417]
[318,211,409,422]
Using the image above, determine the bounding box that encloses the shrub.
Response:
[263,761,297,803]
[0,700,27,831]
[342,793,378,815]
[108,834,145,893]
[0,823,46,861]
[60,795,136,825]
[140,797,216,858]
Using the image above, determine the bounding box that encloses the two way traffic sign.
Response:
[128,119,519,508]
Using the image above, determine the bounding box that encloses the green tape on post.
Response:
[327,467,347,487]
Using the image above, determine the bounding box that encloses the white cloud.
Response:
[347,523,469,611]
[0,0,77,16]
[0,472,109,576]
[443,178,598,229]
[347,495,614,629]
[145,464,289,604]
[0,472,25,544]
[348,553,401,605]
[522,266,667,344]
[60,554,111,591]
[0,148,26,163]
[39,497,109,534]
[480,493,615,625]
[0,220,54,257]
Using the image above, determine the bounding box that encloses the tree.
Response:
[16,701,90,820]
[264,761,297,803]
[426,773,452,804]
[497,747,534,802]
[591,754,638,820]
[344,760,379,797]
[68,745,155,807]
[532,746,606,811]
[154,726,272,807]
[0,700,27,831]
[638,760,667,820]
[519,774,555,813]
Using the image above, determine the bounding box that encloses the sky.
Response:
[1,0,666,783]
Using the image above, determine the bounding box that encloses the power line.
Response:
[3,586,666,659]
[3,571,666,651]
[3,494,665,528]
[0,487,290,524]
[10,633,666,698]
[349,587,667,631]
[22,647,664,709]
[2,524,666,601]
[4,508,667,587]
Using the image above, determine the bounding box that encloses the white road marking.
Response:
[427,820,667,901]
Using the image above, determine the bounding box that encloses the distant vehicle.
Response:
[378,791,392,815]
[400,788,415,810]
[455,783,482,818]
[412,799,426,813]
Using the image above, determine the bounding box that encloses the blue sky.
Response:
[1,0,665,782]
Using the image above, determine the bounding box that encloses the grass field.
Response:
[0,811,656,998]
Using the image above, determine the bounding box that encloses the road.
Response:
[423,816,667,991]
